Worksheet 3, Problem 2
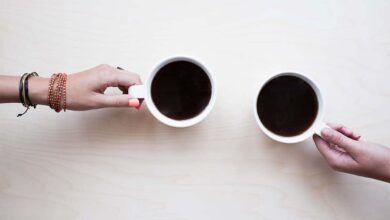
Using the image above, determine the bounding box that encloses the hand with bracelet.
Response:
[0,64,142,114]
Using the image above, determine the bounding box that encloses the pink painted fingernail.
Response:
[128,98,140,107]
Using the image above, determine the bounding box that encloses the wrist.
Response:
[384,149,390,182]
[28,77,49,106]
[374,147,390,183]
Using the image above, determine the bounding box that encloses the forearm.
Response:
[0,76,20,103]
[0,75,49,105]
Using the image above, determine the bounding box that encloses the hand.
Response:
[313,123,390,182]
[65,64,142,110]
[1,64,142,112]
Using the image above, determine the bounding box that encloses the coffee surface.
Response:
[151,61,212,120]
[256,75,318,137]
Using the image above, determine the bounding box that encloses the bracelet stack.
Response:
[17,72,39,117]
[48,73,67,112]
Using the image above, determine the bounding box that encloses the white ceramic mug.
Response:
[129,56,217,127]
[253,72,327,143]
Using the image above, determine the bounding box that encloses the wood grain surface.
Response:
[0,0,389,219]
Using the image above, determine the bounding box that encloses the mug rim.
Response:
[144,56,217,127]
[253,72,324,143]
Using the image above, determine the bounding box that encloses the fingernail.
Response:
[128,98,140,107]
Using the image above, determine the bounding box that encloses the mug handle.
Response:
[128,85,146,99]
[314,122,330,138]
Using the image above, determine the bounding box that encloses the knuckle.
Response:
[114,98,122,106]
[98,64,110,69]
[333,133,344,145]
[128,73,141,85]
[101,70,117,83]
[97,64,113,73]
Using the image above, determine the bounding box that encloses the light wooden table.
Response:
[1,0,389,219]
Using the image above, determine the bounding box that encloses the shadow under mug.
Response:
[128,56,217,127]
[254,72,327,143]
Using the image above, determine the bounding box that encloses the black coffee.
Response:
[256,75,318,137]
[151,61,212,120]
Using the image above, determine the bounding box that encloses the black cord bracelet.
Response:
[17,72,40,117]
[25,72,38,108]
[18,73,28,106]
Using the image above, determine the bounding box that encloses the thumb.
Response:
[321,127,361,154]
[97,94,140,108]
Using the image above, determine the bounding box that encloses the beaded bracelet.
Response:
[48,73,67,112]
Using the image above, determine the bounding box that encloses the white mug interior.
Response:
[253,72,325,143]
[129,56,217,128]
